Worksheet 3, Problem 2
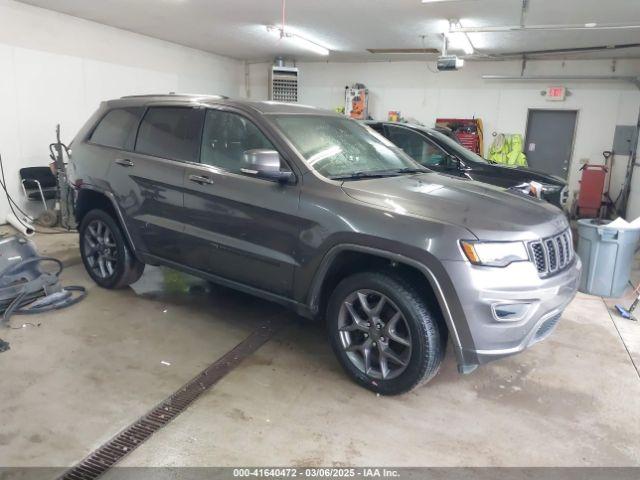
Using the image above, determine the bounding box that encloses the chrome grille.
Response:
[529,229,574,277]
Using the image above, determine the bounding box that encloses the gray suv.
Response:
[69,94,581,395]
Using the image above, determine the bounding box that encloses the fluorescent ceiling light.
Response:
[266,25,330,56]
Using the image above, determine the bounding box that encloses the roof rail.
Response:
[120,93,229,99]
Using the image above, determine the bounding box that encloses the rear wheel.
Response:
[327,271,445,395]
[79,209,144,289]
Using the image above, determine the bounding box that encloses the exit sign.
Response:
[546,86,566,101]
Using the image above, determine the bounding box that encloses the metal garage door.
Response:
[525,109,578,179]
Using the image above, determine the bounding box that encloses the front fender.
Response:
[305,242,475,370]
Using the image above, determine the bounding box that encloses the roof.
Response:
[113,93,339,116]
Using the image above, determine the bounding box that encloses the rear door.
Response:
[104,105,204,263]
[181,107,301,297]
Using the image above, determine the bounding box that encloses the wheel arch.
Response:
[307,244,465,362]
[75,186,141,261]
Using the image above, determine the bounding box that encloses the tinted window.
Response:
[89,108,143,150]
[386,125,445,166]
[200,109,278,173]
[135,107,204,162]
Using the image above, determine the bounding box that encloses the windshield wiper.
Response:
[391,167,428,174]
[329,170,401,180]
[329,167,428,181]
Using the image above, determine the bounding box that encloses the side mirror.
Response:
[444,155,469,171]
[443,154,460,170]
[241,149,294,183]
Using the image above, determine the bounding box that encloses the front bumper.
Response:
[441,255,581,372]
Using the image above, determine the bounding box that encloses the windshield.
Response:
[429,129,489,164]
[272,115,426,179]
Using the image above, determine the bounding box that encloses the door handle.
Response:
[115,158,135,167]
[188,174,214,185]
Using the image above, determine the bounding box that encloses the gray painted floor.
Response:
[1,244,639,467]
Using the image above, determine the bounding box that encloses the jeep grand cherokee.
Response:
[68,94,581,395]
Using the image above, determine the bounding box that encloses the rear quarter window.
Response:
[89,107,144,150]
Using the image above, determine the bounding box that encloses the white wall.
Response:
[248,59,640,215]
[0,0,243,221]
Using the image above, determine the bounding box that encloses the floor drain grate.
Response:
[59,318,284,480]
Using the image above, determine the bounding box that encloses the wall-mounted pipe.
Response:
[6,212,35,237]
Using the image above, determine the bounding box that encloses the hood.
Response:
[341,172,568,241]
[486,163,567,187]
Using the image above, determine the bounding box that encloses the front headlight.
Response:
[460,241,529,267]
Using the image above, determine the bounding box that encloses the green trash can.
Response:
[577,219,640,297]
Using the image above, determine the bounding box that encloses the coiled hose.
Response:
[0,255,86,326]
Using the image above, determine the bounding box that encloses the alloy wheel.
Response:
[337,289,412,380]
[83,219,118,279]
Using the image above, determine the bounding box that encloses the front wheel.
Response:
[79,209,144,289]
[327,271,445,395]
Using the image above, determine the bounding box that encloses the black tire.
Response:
[79,209,144,289]
[327,271,445,395]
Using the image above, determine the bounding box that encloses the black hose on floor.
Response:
[0,255,87,350]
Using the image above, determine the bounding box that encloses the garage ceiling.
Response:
[17,0,640,62]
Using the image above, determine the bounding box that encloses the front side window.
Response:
[135,107,204,162]
[272,115,423,180]
[200,110,278,174]
[89,107,144,150]
[386,125,445,167]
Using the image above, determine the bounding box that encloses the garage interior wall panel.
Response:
[0,0,243,221]
[248,59,640,216]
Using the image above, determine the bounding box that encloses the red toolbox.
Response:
[435,118,483,155]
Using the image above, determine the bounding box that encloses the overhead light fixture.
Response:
[367,48,440,54]
[451,22,640,33]
[266,25,330,56]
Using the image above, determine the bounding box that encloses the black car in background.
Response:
[367,122,568,208]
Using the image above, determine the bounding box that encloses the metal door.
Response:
[524,109,577,179]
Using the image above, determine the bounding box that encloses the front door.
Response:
[525,109,577,179]
[181,107,301,297]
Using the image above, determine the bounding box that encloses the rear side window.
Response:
[89,108,143,150]
[135,107,204,162]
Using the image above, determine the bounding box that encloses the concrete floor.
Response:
[1,229,640,468]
